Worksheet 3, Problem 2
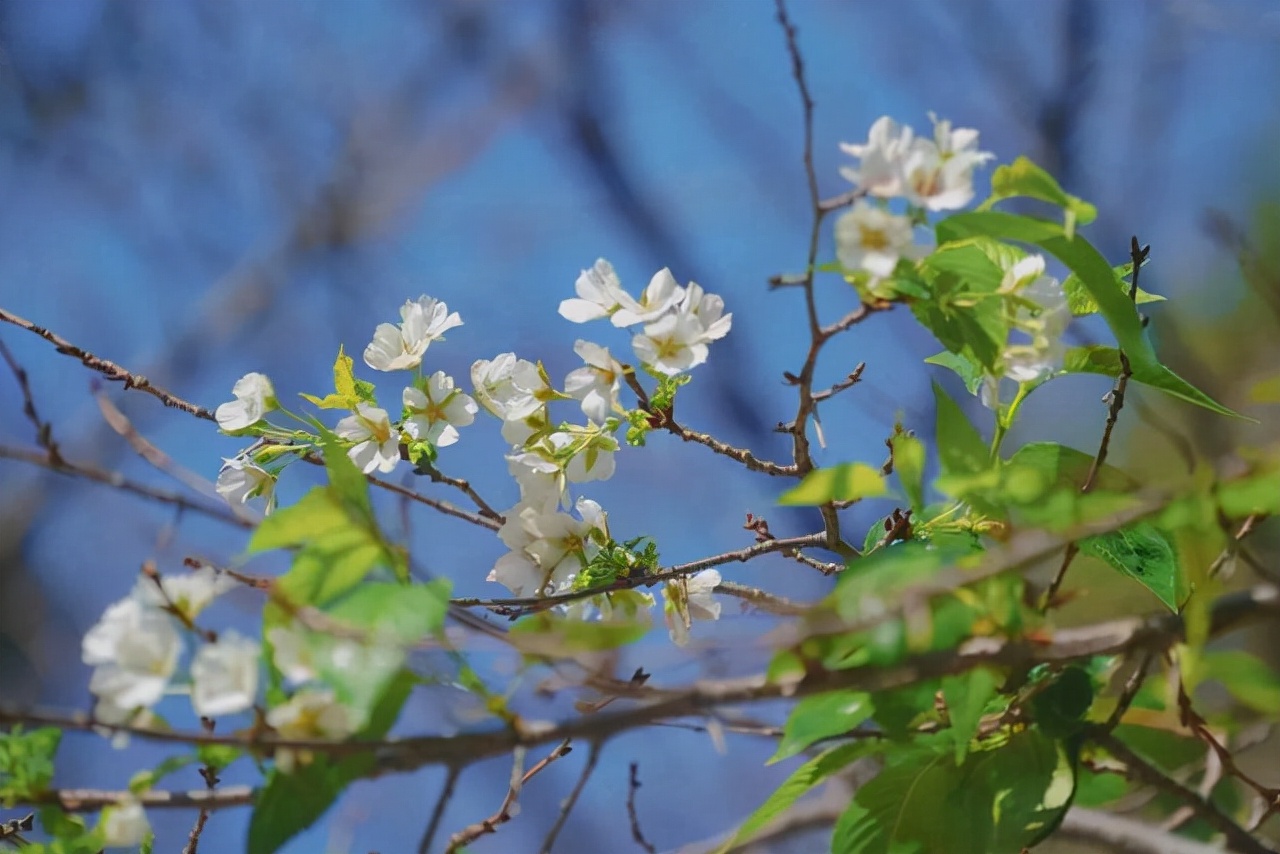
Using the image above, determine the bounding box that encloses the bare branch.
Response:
[538,740,602,854]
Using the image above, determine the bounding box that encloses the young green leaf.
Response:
[978,156,1097,235]
[779,463,888,506]
[770,690,874,764]
[933,381,988,476]
[890,432,927,514]
[1062,262,1164,317]
[925,350,985,395]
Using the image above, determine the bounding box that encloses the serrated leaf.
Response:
[943,668,998,763]
[780,463,887,506]
[925,350,985,395]
[832,729,1075,854]
[719,740,886,853]
[936,211,1240,419]
[770,690,874,764]
[932,381,988,476]
[1061,345,1124,378]
[1079,523,1179,612]
[978,155,1097,234]
[1062,263,1164,316]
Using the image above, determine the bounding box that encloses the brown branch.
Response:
[0,306,216,421]
[413,461,504,522]
[444,740,573,853]
[25,786,255,812]
[0,443,252,529]
[417,765,460,854]
[1090,729,1277,854]
[1042,236,1149,609]
[626,762,658,854]
[449,532,828,615]
[662,417,798,477]
[537,740,601,854]
[0,337,62,464]
[182,717,220,854]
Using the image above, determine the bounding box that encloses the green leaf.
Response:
[248,488,349,553]
[248,672,413,854]
[1078,523,1179,612]
[320,432,373,521]
[0,726,60,805]
[1030,667,1094,740]
[326,580,452,642]
[925,350,984,396]
[891,433,927,514]
[932,381,988,476]
[978,156,1097,234]
[1061,345,1124,378]
[276,524,388,607]
[779,463,888,506]
[943,668,999,763]
[936,211,1240,418]
[509,612,649,654]
[832,729,1076,854]
[1200,651,1280,714]
[1005,442,1136,494]
[1217,468,1280,516]
[770,690,874,764]
[719,740,886,853]
[1062,263,1164,316]
[921,239,1006,292]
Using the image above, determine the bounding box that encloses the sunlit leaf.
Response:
[770,690,874,764]
[1062,263,1164,317]
[780,463,888,505]
[978,155,1097,235]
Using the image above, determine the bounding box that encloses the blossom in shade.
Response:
[835,200,921,278]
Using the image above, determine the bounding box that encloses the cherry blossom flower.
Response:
[190,631,260,717]
[215,454,276,512]
[487,497,607,596]
[335,404,401,474]
[131,564,236,621]
[901,114,994,211]
[100,799,150,848]
[835,200,921,278]
[82,598,181,711]
[680,282,733,343]
[564,340,624,424]
[215,372,276,432]
[363,295,462,372]
[403,371,478,448]
[266,688,357,773]
[632,311,710,376]
[663,569,723,646]
[559,258,630,323]
[610,267,686,327]
[839,116,914,197]
[267,623,320,685]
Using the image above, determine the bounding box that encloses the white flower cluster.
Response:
[559,260,732,377]
[834,114,993,280]
[980,254,1071,408]
[81,565,254,725]
[214,295,479,512]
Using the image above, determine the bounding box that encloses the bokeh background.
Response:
[2,0,1279,851]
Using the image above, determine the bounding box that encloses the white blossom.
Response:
[267,623,320,685]
[403,371,477,448]
[507,451,566,510]
[100,799,150,849]
[663,569,722,646]
[839,116,914,197]
[559,258,630,323]
[215,455,275,512]
[487,497,608,596]
[679,282,733,342]
[215,372,276,432]
[83,598,181,711]
[550,429,617,483]
[564,340,624,424]
[610,267,686,327]
[191,631,260,717]
[900,114,994,211]
[834,200,921,278]
[131,564,236,621]
[335,403,401,474]
[632,311,710,376]
[363,295,462,372]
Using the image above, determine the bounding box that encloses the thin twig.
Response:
[0,306,216,420]
[0,443,253,528]
[417,765,461,854]
[1103,650,1156,732]
[445,740,573,853]
[0,337,62,463]
[450,533,828,614]
[182,717,220,854]
[1090,728,1277,854]
[1042,236,1149,609]
[626,762,658,854]
[538,740,602,854]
